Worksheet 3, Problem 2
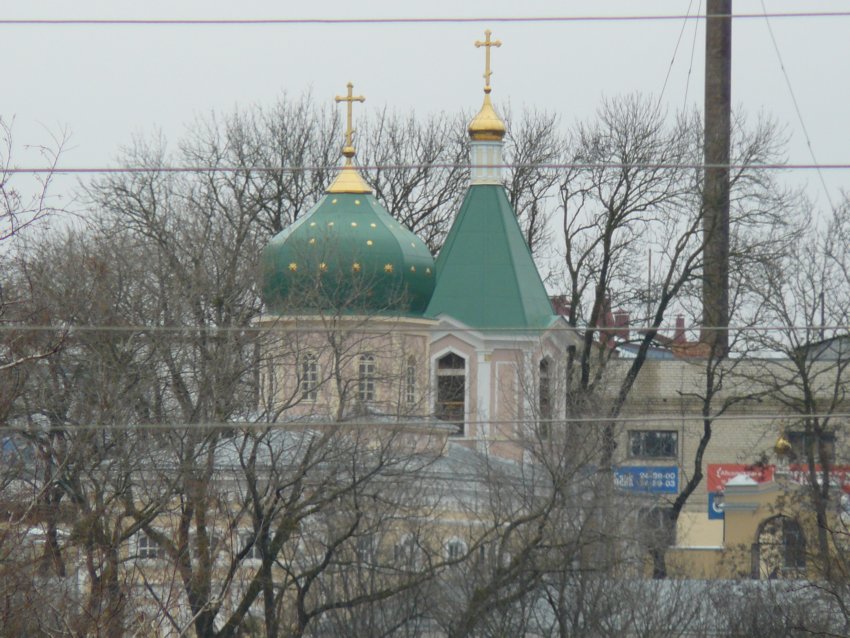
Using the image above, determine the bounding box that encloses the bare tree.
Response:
[502,107,564,257]
[743,198,850,577]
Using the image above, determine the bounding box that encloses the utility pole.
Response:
[702,0,731,354]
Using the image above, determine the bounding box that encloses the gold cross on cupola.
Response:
[326,81,372,194]
[475,29,502,94]
[335,82,366,162]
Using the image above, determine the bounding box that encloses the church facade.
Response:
[257,40,574,456]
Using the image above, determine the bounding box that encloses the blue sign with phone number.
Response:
[614,466,678,494]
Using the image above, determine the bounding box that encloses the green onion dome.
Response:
[261,193,436,315]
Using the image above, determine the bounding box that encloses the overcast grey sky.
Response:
[3,0,849,210]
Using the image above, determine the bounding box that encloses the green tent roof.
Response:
[426,184,555,330]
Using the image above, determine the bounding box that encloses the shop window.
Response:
[629,430,678,459]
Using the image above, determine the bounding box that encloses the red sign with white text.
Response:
[788,465,850,493]
[706,463,775,493]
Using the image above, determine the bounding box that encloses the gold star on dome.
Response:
[319,262,328,272]
[309,238,316,245]
[352,262,361,272]
[384,264,393,273]
[288,263,297,272]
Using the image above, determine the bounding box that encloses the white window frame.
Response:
[136,532,164,561]
[628,430,678,459]
[358,354,376,403]
[405,357,416,406]
[300,353,319,401]
[240,532,262,562]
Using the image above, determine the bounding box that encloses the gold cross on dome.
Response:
[474,30,502,92]
[335,82,365,160]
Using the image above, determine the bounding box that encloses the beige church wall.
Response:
[492,349,522,439]
[255,314,434,421]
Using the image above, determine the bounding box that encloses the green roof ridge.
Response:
[425,184,555,330]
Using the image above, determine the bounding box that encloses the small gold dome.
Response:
[468,93,506,142]
[774,434,792,456]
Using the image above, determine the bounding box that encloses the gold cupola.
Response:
[468,95,506,141]
[468,30,506,185]
[327,82,372,194]
[774,433,792,457]
[468,30,506,142]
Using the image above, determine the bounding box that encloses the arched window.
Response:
[405,357,416,406]
[755,515,806,578]
[436,352,465,430]
[358,354,376,403]
[445,538,468,561]
[300,353,318,401]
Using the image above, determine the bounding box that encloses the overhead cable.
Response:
[5,161,850,175]
[2,12,850,26]
[1,323,849,335]
[0,411,846,432]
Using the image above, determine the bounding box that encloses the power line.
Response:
[1,12,849,26]
[657,0,697,106]
[0,412,845,432]
[759,1,836,211]
[682,0,703,110]
[1,323,849,334]
[5,162,850,175]
[0,322,850,342]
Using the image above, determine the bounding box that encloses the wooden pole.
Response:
[702,0,732,354]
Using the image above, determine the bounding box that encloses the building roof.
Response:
[260,192,435,315]
[426,184,556,330]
